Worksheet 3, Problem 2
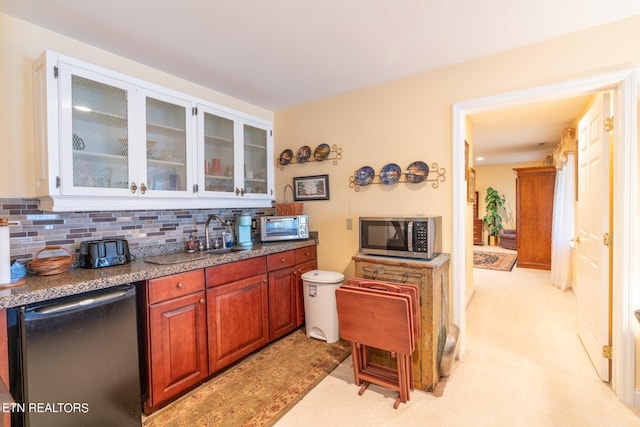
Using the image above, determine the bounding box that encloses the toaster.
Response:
[79,239,132,269]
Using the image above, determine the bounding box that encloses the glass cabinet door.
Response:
[65,72,133,194]
[144,93,192,196]
[198,107,236,195]
[242,124,269,195]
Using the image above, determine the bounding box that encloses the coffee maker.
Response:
[236,215,253,249]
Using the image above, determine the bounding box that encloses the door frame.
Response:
[452,69,638,405]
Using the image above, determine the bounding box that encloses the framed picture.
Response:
[467,168,476,203]
[464,141,469,181]
[293,174,330,201]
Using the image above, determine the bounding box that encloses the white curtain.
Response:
[551,152,575,291]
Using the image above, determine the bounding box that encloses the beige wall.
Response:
[0,13,273,198]
[275,15,640,281]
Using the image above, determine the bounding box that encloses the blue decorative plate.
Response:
[405,161,429,183]
[297,146,311,163]
[313,143,331,161]
[279,149,293,165]
[354,166,375,186]
[379,163,401,185]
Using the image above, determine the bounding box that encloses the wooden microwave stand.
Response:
[352,253,450,392]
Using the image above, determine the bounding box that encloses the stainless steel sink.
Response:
[202,248,232,255]
[202,247,249,254]
[144,247,248,265]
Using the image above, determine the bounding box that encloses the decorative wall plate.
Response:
[405,161,430,183]
[379,163,401,185]
[354,166,375,186]
[297,146,312,163]
[313,143,331,161]
[279,149,293,165]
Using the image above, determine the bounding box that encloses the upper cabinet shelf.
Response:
[74,109,128,129]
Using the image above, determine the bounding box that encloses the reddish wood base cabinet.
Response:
[141,270,208,413]
[141,245,317,414]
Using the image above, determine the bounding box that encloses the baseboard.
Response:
[634,388,640,408]
[465,285,476,307]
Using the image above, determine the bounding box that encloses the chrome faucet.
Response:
[204,214,226,250]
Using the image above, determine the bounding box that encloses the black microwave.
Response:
[359,217,442,260]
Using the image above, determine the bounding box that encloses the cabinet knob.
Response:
[280,258,285,263]
[235,187,240,196]
[200,298,206,304]
[130,182,137,194]
[140,183,147,194]
[177,282,184,289]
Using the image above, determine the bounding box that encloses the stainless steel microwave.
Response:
[359,217,442,260]
[260,215,309,242]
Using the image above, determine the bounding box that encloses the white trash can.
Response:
[301,270,344,343]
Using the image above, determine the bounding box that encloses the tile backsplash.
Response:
[1,198,273,262]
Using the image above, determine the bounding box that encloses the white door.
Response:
[575,92,611,381]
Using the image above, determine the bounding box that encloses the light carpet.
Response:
[274,267,640,426]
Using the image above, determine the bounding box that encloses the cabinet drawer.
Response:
[148,270,205,304]
[294,246,316,264]
[206,257,266,287]
[267,250,295,271]
[356,261,425,285]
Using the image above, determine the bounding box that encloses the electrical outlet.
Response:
[346,218,353,230]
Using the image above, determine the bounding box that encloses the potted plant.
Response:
[483,187,505,246]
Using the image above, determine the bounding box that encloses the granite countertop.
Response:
[0,240,317,309]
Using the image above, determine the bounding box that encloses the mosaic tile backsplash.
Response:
[1,198,274,263]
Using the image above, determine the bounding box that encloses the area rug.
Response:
[473,251,517,271]
[143,329,351,427]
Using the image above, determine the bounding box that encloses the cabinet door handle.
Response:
[240,188,246,196]
[140,183,147,194]
[177,282,184,289]
[130,182,137,194]
[235,187,240,196]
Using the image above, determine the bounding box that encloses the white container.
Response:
[301,270,344,343]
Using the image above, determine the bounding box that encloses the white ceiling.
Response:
[469,94,594,165]
[2,0,639,164]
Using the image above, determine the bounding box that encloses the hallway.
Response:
[275,263,640,426]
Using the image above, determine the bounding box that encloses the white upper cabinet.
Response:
[196,104,273,201]
[32,50,273,211]
[140,89,195,198]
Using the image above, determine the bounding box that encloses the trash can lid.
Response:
[301,270,345,283]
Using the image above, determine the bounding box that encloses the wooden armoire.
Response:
[472,191,484,245]
[514,166,556,270]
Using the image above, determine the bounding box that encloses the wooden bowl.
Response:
[29,246,74,276]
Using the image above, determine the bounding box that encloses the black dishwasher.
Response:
[8,284,142,427]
